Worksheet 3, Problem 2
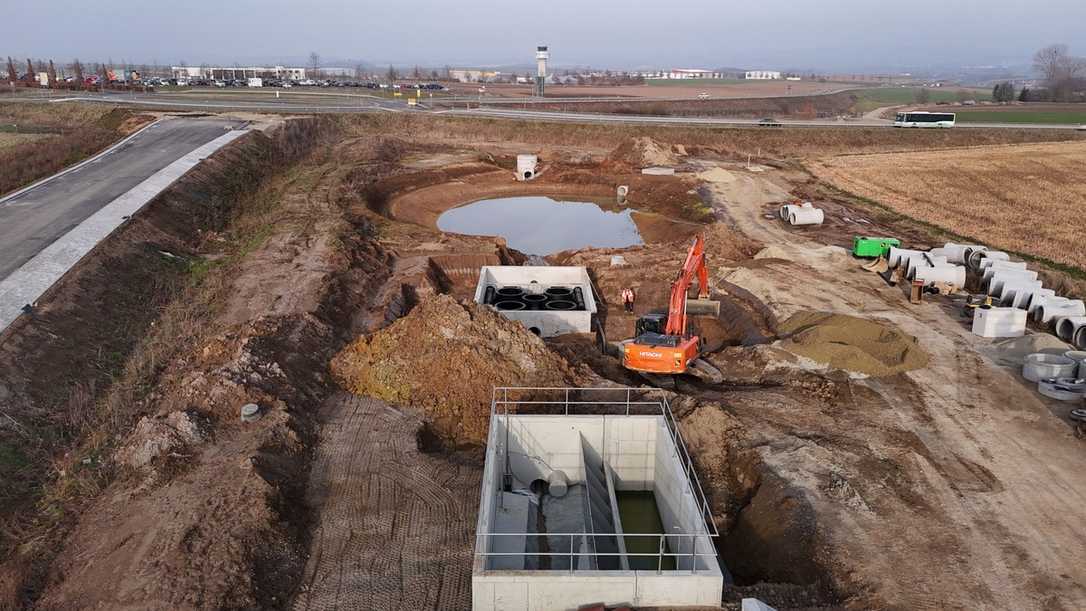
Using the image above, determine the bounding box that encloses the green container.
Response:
[852,236,900,258]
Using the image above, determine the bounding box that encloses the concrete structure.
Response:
[474,266,596,337]
[449,69,501,83]
[535,46,549,96]
[473,387,723,610]
[171,65,306,81]
[744,70,782,80]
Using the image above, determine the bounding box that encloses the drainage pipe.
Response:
[968,249,1009,271]
[1023,353,1078,382]
[788,208,824,226]
[1055,316,1086,342]
[887,247,922,269]
[1066,351,1086,377]
[906,255,948,280]
[1076,328,1086,351]
[913,264,966,287]
[547,470,569,498]
[1034,300,1086,325]
[981,260,1029,282]
[937,243,984,265]
[985,270,1039,296]
[996,280,1043,306]
[1027,292,1064,315]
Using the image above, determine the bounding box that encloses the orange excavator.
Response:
[620,234,724,384]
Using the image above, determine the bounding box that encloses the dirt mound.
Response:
[607,136,683,168]
[331,294,577,445]
[778,311,929,377]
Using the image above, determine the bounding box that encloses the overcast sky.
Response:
[5,0,1084,71]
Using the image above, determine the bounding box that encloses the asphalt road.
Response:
[0,116,242,278]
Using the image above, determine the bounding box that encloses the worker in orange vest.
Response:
[621,287,636,313]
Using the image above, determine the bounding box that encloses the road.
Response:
[0,116,242,278]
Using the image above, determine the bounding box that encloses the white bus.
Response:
[894,111,956,128]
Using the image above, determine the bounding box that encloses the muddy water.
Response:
[617,491,675,570]
[436,196,643,255]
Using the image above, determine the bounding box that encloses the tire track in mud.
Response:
[293,393,481,611]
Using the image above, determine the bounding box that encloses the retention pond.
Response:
[436,195,643,255]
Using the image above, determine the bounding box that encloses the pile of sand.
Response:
[778,311,929,377]
[608,136,683,168]
[331,294,576,445]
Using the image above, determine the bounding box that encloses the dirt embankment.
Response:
[0,116,352,608]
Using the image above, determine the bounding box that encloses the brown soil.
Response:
[496,91,857,119]
[778,311,930,377]
[331,294,583,446]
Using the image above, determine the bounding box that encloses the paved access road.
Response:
[0,117,242,278]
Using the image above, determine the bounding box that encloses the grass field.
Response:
[952,110,1086,124]
[808,141,1086,269]
[0,133,53,149]
[851,87,992,113]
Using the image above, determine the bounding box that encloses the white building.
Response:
[745,70,782,80]
[170,65,306,81]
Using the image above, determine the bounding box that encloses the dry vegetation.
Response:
[808,141,1086,269]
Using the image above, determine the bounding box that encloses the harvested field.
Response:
[494,91,857,119]
[446,80,853,99]
[0,132,52,148]
[808,140,1086,269]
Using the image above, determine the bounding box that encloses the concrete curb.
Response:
[0,128,249,332]
[0,119,161,205]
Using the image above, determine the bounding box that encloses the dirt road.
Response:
[696,162,1086,609]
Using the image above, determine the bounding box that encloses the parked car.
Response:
[697,92,710,100]
[757,117,783,127]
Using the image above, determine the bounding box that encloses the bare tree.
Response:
[412,65,421,80]
[6,57,16,83]
[72,59,84,83]
[430,69,439,79]
[25,58,34,80]
[309,52,321,79]
[387,64,398,84]
[47,60,57,86]
[1033,44,1085,101]
[915,88,931,104]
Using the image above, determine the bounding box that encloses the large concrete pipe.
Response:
[1034,299,1086,324]
[1076,328,1086,351]
[788,208,824,226]
[913,264,966,287]
[495,300,527,311]
[1038,378,1086,402]
[1023,353,1078,382]
[888,247,922,269]
[1027,291,1062,315]
[497,286,524,298]
[985,269,1039,296]
[998,281,1044,306]
[968,249,1009,271]
[1008,286,1052,310]
[981,260,1029,282]
[938,243,984,265]
[1055,316,1086,342]
[906,255,948,279]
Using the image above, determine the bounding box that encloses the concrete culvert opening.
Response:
[529,327,542,336]
[528,478,548,496]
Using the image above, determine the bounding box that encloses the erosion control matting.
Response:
[294,394,481,610]
[778,310,929,377]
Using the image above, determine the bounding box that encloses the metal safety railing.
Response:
[476,387,720,573]
[476,532,717,574]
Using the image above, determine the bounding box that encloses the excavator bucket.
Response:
[861,255,889,274]
[686,298,721,316]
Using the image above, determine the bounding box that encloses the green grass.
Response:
[951,110,1086,125]
[645,78,746,86]
[850,87,992,113]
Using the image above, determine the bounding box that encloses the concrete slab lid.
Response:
[641,166,675,175]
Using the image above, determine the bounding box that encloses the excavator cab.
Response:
[634,312,668,339]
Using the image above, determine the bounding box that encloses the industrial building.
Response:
[170,65,306,81]
[642,69,724,80]
[449,69,502,83]
[744,70,782,80]
[473,387,723,610]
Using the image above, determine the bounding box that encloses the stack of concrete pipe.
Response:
[886,246,966,288]
[888,242,1086,348]
[779,201,824,226]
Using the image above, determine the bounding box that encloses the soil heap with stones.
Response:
[332,294,586,445]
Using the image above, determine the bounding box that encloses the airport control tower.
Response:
[534,45,548,96]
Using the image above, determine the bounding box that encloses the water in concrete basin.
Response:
[617,491,675,570]
[436,196,643,255]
